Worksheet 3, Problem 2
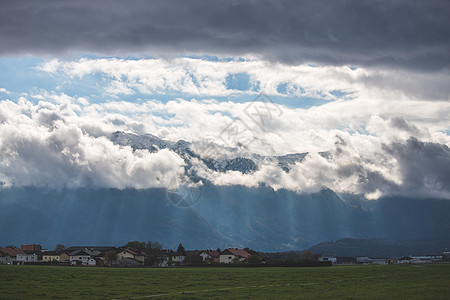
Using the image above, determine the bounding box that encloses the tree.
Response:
[244,247,257,256]
[231,256,242,264]
[124,241,146,251]
[285,253,299,264]
[105,250,118,267]
[144,241,164,266]
[300,250,312,262]
[146,241,162,252]
[247,254,263,265]
[55,244,66,252]
[176,243,186,255]
[184,253,203,265]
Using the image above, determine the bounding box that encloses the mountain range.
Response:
[0,132,449,253]
[307,238,449,257]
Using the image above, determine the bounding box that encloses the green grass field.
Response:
[1,264,449,299]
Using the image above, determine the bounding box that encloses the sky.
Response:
[0,0,449,200]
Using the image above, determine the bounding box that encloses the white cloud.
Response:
[0,99,185,189]
[38,57,450,101]
[1,70,449,199]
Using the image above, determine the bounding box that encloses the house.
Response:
[61,247,116,264]
[171,247,186,265]
[119,258,141,267]
[21,244,42,252]
[397,256,413,264]
[409,256,437,264]
[63,247,117,266]
[336,257,357,264]
[0,250,12,265]
[70,247,111,265]
[154,249,173,267]
[59,251,70,263]
[199,250,220,263]
[184,250,204,264]
[16,252,39,263]
[356,257,370,264]
[0,247,25,265]
[87,258,103,266]
[370,258,389,265]
[318,256,337,264]
[87,258,96,266]
[85,249,102,258]
[219,248,250,264]
[69,249,94,265]
[65,246,116,253]
[117,248,145,265]
[42,251,61,262]
[158,255,171,267]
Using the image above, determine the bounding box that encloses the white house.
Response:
[370,258,388,265]
[410,256,437,264]
[171,255,185,264]
[16,253,39,263]
[87,258,97,266]
[0,247,25,265]
[199,250,220,263]
[69,249,92,265]
[0,252,12,265]
[318,256,337,264]
[69,248,106,265]
[356,257,370,264]
[219,248,250,264]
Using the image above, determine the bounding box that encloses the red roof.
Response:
[221,248,250,258]
[202,250,220,258]
[123,248,145,256]
[0,247,25,257]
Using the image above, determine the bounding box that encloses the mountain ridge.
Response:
[1,186,449,252]
[306,238,450,257]
[110,131,329,176]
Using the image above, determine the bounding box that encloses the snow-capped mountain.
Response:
[2,131,447,252]
[110,131,308,176]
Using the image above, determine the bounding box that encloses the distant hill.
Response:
[307,238,450,257]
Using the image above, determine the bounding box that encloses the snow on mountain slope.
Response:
[110,131,308,176]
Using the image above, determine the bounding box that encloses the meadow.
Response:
[1,264,449,299]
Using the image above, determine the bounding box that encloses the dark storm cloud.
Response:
[385,137,450,195]
[1,0,449,70]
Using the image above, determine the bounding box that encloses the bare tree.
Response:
[55,244,66,252]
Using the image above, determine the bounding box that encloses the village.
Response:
[1,242,449,267]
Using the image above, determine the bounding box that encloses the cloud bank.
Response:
[1,0,450,70]
[38,57,450,100]
[0,99,185,189]
[1,0,449,201]
[1,95,449,199]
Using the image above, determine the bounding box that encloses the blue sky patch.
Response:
[225,73,252,91]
